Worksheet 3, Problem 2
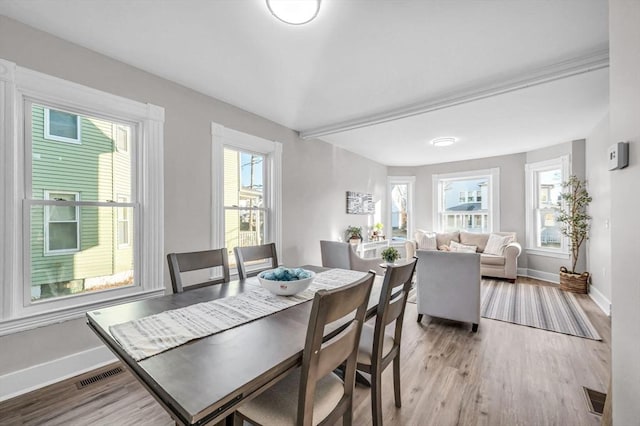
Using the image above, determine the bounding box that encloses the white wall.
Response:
[585,115,612,314]
[0,16,386,391]
[609,1,640,424]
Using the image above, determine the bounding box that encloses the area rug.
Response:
[408,280,601,340]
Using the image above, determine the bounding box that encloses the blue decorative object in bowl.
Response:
[257,267,315,296]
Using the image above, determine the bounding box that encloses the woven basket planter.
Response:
[559,267,589,294]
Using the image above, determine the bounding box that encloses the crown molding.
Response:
[300,48,609,140]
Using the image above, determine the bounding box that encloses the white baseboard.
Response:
[0,346,116,402]
[520,268,560,284]
[589,285,611,316]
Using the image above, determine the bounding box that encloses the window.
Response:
[44,191,80,254]
[224,148,267,266]
[44,108,81,143]
[212,123,282,275]
[28,102,141,302]
[433,168,500,233]
[0,58,164,332]
[525,156,570,256]
[388,176,415,241]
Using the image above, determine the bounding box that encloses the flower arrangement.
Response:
[381,247,400,263]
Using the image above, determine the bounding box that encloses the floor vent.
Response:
[583,386,606,416]
[76,366,124,389]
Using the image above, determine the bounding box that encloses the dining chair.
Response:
[167,248,230,294]
[320,240,386,275]
[234,243,278,280]
[356,258,417,426]
[234,271,376,426]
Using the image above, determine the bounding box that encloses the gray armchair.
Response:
[415,249,481,332]
[320,240,386,275]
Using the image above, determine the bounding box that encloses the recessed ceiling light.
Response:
[266,0,321,25]
[430,137,457,147]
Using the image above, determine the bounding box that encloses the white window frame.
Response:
[211,123,282,277]
[117,194,130,248]
[0,58,165,335]
[525,156,571,258]
[387,176,415,241]
[44,107,81,144]
[432,168,500,233]
[44,190,80,255]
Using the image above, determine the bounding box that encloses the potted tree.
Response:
[346,226,363,245]
[556,175,592,294]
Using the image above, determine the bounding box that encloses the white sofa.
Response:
[406,231,521,282]
[415,250,481,331]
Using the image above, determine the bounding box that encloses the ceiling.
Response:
[0,0,609,166]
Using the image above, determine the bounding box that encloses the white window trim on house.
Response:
[525,156,571,259]
[113,123,129,153]
[0,58,165,335]
[211,122,282,277]
[432,168,500,233]
[117,194,131,248]
[44,107,81,144]
[43,190,80,255]
[387,176,415,241]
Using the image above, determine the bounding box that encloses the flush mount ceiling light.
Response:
[266,0,321,25]
[430,137,457,147]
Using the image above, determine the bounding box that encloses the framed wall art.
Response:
[346,191,374,214]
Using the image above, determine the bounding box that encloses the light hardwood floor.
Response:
[0,278,610,426]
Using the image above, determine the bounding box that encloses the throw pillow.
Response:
[449,241,478,253]
[459,231,489,253]
[484,233,513,256]
[415,230,437,250]
[436,231,460,248]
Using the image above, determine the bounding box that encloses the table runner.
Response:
[109,269,367,361]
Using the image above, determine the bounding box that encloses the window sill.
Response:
[0,288,165,336]
[525,248,570,259]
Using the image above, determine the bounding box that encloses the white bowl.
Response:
[257,269,315,296]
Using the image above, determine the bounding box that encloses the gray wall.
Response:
[585,115,611,308]
[609,1,640,423]
[390,141,590,277]
[389,153,528,267]
[0,16,386,376]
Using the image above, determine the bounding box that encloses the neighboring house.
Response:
[442,179,489,232]
[30,105,133,300]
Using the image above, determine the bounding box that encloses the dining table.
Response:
[86,266,383,426]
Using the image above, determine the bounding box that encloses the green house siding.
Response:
[30,105,133,288]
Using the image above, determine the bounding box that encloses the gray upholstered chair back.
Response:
[416,250,481,331]
[320,240,352,270]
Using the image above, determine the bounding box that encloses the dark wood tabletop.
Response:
[86,266,382,426]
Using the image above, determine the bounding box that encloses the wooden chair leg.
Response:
[343,400,353,426]
[232,413,243,426]
[393,355,402,408]
[370,369,383,426]
[417,314,423,323]
[472,323,479,332]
